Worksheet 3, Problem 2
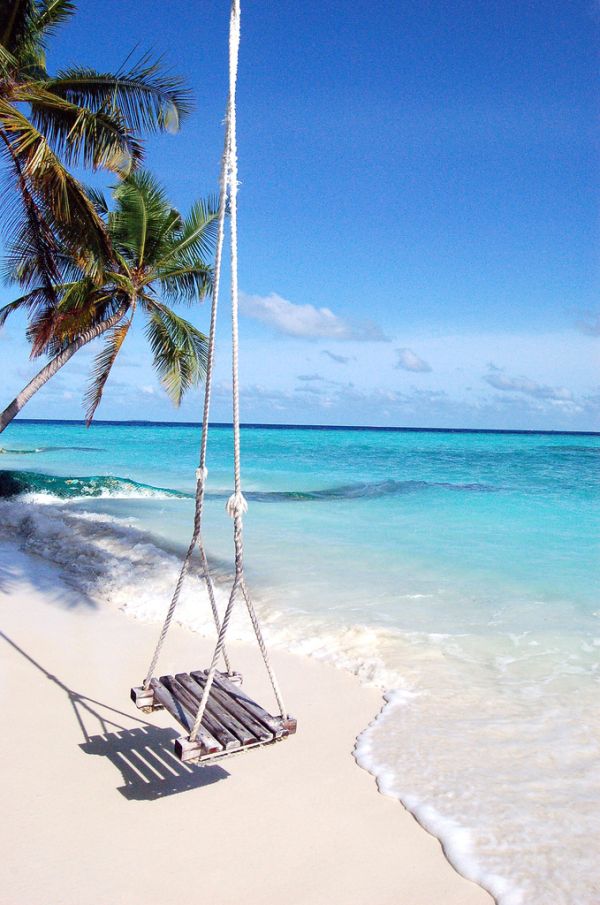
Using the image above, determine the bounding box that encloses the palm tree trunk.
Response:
[0,305,127,433]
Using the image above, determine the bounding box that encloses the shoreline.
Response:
[0,538,492,905]
[2,451,598,903]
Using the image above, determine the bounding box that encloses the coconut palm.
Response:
[0,0,192,291]
[0,171,218,430]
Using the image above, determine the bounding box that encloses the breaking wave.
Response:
[0,445,105,454]
[0,469,498,503]
[0,470,188,500]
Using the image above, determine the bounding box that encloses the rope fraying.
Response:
[226,491,248,518]
[196,466,208,484]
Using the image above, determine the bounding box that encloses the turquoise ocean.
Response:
[1,420,598,904]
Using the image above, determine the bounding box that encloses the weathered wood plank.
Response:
[177,673,262,746]
[149,678,193,731]
[193,670,288,738]
[186,672,273,743]
[150,678,222,755]
[162,675,241,751]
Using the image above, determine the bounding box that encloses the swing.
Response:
[131,0,296,765]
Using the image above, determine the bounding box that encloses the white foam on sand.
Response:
[0,496,405,685]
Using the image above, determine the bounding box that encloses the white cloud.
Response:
[483,368,573,402]
[239,292,388,341]
[395,347,432,373]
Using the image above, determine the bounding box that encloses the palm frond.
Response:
[144,300,208,406]
[48,54,193,134]
[0,41,18,77]
[2,0,50,75]
[0,98,112,266]
[20,83,142,174]
[25,276,94,354]
[0,130,61,290]
[84,319,131,424]
[156,196,219,268]
[34,0,76,40]
[110,170,175,265]
[83,183,109,216]
[0,0,33,54]
[29,286,124,357]
[149,262,213,305]
[0,284,56,327]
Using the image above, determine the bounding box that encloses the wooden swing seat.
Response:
[131,670,297,763]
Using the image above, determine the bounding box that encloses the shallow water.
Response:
[1,420,599,903]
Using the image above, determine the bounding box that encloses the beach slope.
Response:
[0,541,492,905]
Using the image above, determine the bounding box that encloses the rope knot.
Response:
[196,466,208,485]
[226,492,248,519]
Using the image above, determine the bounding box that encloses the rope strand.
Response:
[145,0,288,739]
[190,0,288,739]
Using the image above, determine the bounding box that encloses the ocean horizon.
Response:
[10,417,600,436]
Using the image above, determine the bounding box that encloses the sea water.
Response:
[1,421,598,904]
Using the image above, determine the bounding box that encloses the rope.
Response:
[144,0,288,738]
[198,544,231,674]
[142,470,230,688]
[241,581,286,716]
[226,0,244,522]
[190,0,287,740]
[142,70,233,691]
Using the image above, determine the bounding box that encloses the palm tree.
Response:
[0,171,218,430]
[0,0,192,292]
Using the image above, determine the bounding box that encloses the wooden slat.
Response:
[187,672,274,744]
[188,672,274,744]
[149,677,193,731]
[193,670,287,738]
[170,675,241,751]
[150,678,222,755]
[160,676,241,752]
[177,673,267,746]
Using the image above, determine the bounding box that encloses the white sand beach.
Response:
[0,539,492,905]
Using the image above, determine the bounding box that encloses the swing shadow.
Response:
[79,725,228,801]
[1,631,229,800]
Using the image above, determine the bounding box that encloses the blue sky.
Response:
[1,0,598,430]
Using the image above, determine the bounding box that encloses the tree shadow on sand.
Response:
[1,631,229,799]
[0,539,98,608]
